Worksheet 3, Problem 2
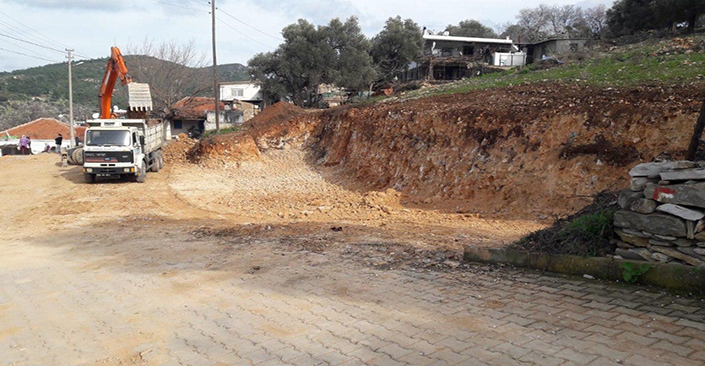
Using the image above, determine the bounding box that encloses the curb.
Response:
[463,246,705,295]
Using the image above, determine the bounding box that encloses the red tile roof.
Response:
[171,97,225,121]
[2,118,86,141]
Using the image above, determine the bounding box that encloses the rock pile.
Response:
[614,161,705,266]
[651,37,705,56]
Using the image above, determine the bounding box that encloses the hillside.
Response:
[0,57,249,108]
[177,35,705,224]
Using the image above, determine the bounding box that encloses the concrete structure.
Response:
[523,38,589,64]
[220,82,263,105]
[402,32,524,81]
[169,97,244,137]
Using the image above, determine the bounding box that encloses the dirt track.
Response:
[1,149,540,252]
[3,151,705,366]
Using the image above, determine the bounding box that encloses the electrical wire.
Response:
[216,18,277,49]
[0,32,65,53]
[0,46,59,63]
[218,8,284,42]
[0,10,92,58]
[154,0,204,13]
[0,34,54,59]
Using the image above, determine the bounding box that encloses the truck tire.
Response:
[136,161,147,183]
[157,151,164,171]
[151,151,162,172]
[149,153,159,172]
[85,174,96,184]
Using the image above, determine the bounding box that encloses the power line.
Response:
[154,0,204,13]
[0,35,54,60]
[218,8,284,42]
[0,46,59,63]
[216,18,277,49]
[0,10,80,56]
[0,32,65,53]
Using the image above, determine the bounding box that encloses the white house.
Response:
[220,81,263,105]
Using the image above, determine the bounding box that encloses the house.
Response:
[220,81,262,121]
[522,38,589,64]
[1,118,86,155]
[402,31,526,81]
[168,97,243,138]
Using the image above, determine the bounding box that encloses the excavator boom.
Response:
[98,46,153,119]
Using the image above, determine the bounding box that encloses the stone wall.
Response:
[614,161,705,266]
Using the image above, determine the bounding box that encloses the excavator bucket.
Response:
[127,83,153,112]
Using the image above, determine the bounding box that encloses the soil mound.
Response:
[188,133,261,167]
[245,101,306,132]
[308,82,705,219]
[163,134,198,164]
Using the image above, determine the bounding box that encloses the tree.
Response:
[547,5,588,38]
[323,17,377,92]
[248,52,288,106]
[370,16,424,80]
[606,0,704,36]
[515,4,552,43]
[584,5,608,38]
[249,17,377,107]
[125,39,209,117]
[444,20,498,38]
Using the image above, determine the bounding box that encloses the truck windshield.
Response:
[86,130,131,146]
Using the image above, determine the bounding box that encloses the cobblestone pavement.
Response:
[1,224,704,366]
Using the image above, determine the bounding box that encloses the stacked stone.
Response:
[614,161,705,267]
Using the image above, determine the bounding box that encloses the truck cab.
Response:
[82,119,164,183]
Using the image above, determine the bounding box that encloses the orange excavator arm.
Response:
[99,46,132,119]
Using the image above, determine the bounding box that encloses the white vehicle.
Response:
[82,119,165,183]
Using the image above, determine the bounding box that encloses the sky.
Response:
[0,0,614,73]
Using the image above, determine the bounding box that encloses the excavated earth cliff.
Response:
[190,82,705,220]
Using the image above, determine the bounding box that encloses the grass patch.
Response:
[510,191,618,257]
[389,35,705,101]
[200,126,241,138]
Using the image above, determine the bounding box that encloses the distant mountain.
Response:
[0,57,249,108]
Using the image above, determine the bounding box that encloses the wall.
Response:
[221,83,262,102]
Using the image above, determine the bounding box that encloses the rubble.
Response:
[613,160,705,267]
[651,37,705,56]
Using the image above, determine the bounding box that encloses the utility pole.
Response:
[211,0,220,133]
[66,48,75,148]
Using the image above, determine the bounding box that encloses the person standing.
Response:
[19,135,29,155]
[55,133,63,154]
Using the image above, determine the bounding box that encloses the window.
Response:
[174,121,183,129]
[234,88,244,97]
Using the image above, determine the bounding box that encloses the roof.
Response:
[220,81,259,86]
[171,97,225,121]
[423,34,513,45]
[523,38,589,46]
[2,118,86,140]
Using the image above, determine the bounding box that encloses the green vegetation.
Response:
[0,58,247,108]
[511,192,619,257]
[201,126,241,138]
[620,262,652,283]
[394,35,705,101]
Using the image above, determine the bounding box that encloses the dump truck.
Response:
[82,118,165,183]
[82,46,164,183]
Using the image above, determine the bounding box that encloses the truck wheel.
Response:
[136,161,147,183]
[149,154,159,172]
[85,174,96,184]
[152,151,162,172]
[158,152,164,170]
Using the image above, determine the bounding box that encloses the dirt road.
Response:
[1,152,704,365]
